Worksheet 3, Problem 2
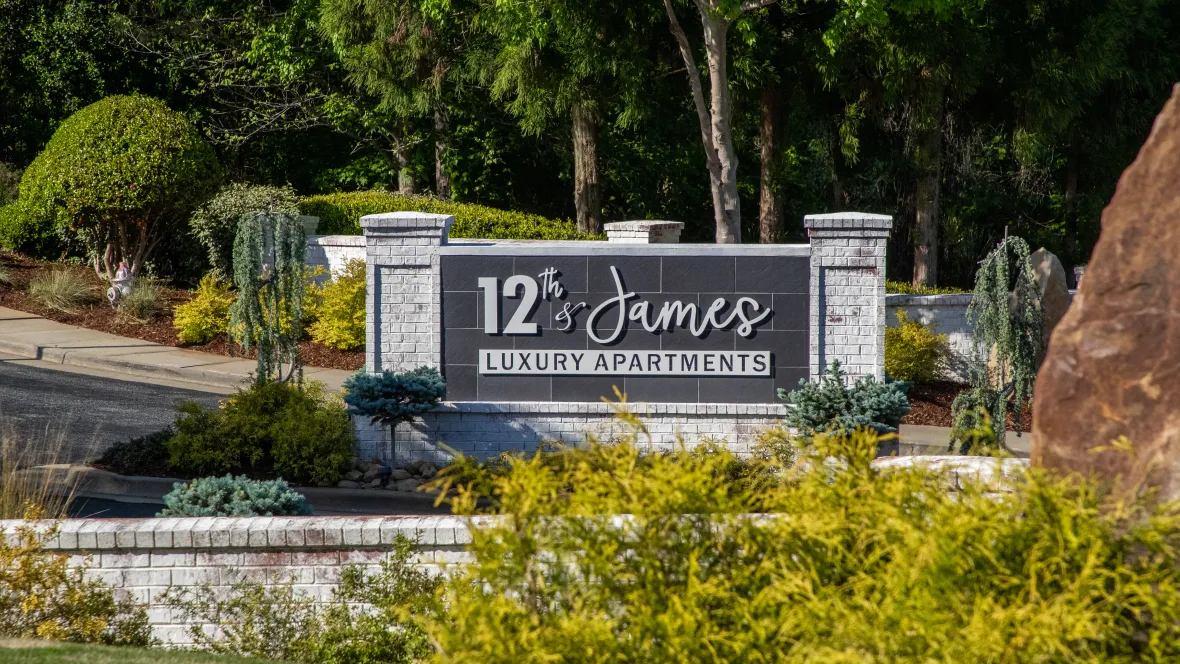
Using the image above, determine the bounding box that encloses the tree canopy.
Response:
[2,0,1177,285]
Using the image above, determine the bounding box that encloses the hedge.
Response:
[299,191,602,240]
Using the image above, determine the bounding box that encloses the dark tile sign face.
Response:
[439,252,809,403]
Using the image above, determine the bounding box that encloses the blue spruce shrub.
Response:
[158,475,313,517]
[779,360,910,442]
[343,366,446,425]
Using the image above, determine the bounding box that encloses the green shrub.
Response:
[0,521,152,645]
[163,535,436,663]
[158,475,312,517]
[430,423,1180,663]
[116,278,165,322]
[885,280,968,295]
[343,366,446,426]
[884,309,951,382]
[166,381,353,483]
[779,360,910,441]
[95,427,173,477]
[301,190,600,240]
[16,95,221,279]
[270,385,355,486]
[191,183,300,280]
[0,201,64,258]
[27,269,95,312]
[307,259,365,350]
[173,274,234,344]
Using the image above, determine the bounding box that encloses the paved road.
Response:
[0,354,224,464]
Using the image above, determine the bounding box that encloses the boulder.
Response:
[1033,84,1180,500]
[395,478,422,492]
[344,470,363,482]
[391,468,413,481]
[1028,248,1072,357]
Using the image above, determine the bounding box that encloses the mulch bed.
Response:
[0,251,363,371]
[901,380,1033,432]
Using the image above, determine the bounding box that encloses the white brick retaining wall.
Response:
[4,516,472,645]
[305,235,365,276]
[352,402,787,464]
[885,293,974,381]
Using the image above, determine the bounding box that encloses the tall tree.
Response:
[320,0,471,198]
[467,0,657,234]
[661,0,782,243]
[821,0,992,285]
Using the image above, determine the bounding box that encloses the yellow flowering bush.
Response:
[308,259,365,350]
[173,274,234,344]
[885,309,951,382]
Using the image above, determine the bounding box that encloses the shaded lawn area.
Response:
[0,641,282,664]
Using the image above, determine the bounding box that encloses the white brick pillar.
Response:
[361,212,453,374]
[604,220,684,243]
[804,212,893,381]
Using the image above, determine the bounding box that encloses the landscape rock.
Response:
[362,466,381,482]
[337,480,361,489]
[395,478,422,492]
[344,470,363,482]
[1033,84,1180,500]
[419,462,438,479]
[368,478,382,488]
[390,469,413,481]
[1028,248,1072,357]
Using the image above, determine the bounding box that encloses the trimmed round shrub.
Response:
[300,190,599,240]
[158,475,312,517]
[884,310,951,382]
[17,95,221,279]
[191,183,300,279]
[308,259,366,350]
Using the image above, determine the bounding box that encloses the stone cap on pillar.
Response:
[360,211,454,243]
[604,220,684,244]
[804,212,892,238]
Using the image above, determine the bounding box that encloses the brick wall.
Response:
[353,402,786,464]
[2,516,472,645]
[305,235,365,277]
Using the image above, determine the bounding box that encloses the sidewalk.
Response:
[0,306,354,392]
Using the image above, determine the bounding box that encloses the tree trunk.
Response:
[662,0,742,244]
[397,143,416,196]
[759,83,784,243]
[700,8,741,243]
[912,100,944,287]
[831,144,844,211]
[1063,148,1079,280]
[435,107,452,201]
[571,103,603,235]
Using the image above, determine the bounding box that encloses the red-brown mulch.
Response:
[0,251,363,371]
[901,380,1033,432]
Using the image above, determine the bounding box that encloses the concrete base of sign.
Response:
[352,401,787,464]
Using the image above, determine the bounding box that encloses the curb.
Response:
[31,465,450,516]
[0,336,246,390]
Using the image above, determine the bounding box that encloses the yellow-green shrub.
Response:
[300,191,601,240]
[308,259,365,350]
[884,309,951,382]
[0,519,152,645]
[886,280,969,295]
[429,420,1180,663]
[173,274,234,343]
